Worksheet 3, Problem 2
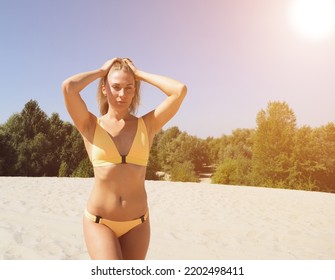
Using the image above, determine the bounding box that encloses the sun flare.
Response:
[289,0,335,40]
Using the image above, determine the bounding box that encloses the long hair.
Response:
[97,59,141,115]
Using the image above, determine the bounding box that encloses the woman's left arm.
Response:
[125,59,187,134]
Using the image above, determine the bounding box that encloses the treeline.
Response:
[209,102,335,193]
[0,100,91,177]
[1,100,334,193]
[148,101,335,193]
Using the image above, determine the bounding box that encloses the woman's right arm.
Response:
[62,69,103,133]
[62,59,115,133]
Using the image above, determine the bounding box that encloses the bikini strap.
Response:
[95,215,102,223]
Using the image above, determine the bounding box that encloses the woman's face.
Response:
[104,70,136,110]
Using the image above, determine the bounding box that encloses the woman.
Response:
[62,58,187,260]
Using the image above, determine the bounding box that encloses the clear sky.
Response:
[1,0,335,138]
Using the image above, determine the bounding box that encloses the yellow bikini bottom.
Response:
[85,208,149,238]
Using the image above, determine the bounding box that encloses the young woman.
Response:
[62,58,187,259]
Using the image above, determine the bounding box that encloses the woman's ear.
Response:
[102,84,107,96]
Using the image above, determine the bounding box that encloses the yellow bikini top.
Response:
[91,117,149,167]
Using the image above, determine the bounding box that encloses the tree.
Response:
[169,132,209,172]
[146,130,163,180]
[157,126,182,172]
[1,113,24,148]
[71,157,94,177]
[312,123,335,192]
[21,100,50,140]
[46,113,69,176]
[2,99,333,191]
[205,136,222,164]
[0,126,17,175]
[252,101,296,188]
[60,125,89,177]
[212,129,254,186]
[17,101,52,176]
[290,126,323,190]
[1,101,52,176]
[0,114,23,175]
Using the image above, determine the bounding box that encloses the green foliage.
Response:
[206,136,221,164]
[1,100,335,193]
[145,127,211,182]
[212,128,254,186]
[156,126,182,172]
[1,100,89,177]
[71,157,94,178]
[170,161,199,182]
[59,125,88,176]
[212,159,238,185]
[211,101,335,193]
[0,126,17,175]
[58,161,69,177]
[291,123,335,192]
[155,127,209,178]
[252,101,296,188]
[145,130,163,180]
[3,101,53,176]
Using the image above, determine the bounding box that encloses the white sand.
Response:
[0,177,334,260]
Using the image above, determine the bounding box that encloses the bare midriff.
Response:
[86,164,148,221]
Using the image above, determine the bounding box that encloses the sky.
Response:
[1,0,335,138]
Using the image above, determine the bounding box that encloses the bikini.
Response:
[91,117,149,167]
[85,117,150,238]
[85,209,149,238]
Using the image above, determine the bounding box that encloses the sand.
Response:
[0,177,334,260]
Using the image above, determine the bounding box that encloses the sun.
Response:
[289,0,335,40]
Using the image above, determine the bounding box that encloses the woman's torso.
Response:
[82,115,153,221]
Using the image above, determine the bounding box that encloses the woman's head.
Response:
[97,58,141,115]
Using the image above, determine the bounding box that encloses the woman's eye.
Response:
[112,85,121,91]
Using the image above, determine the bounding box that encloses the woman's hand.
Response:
[123,58,140,80]
[100,57,120,76]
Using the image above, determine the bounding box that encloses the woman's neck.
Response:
[105,108,133,121]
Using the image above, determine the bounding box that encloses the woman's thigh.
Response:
[83,217,123,260]
[119,219,150,260]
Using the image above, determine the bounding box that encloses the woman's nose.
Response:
[118,88,125,97]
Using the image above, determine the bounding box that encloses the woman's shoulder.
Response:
[79,112,98,141]
[140,111,157,138]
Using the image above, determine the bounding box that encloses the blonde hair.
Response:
[97,59,141,115]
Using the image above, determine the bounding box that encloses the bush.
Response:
[71,157,94,178]
[212,159,238,185]
[170,161,199,182]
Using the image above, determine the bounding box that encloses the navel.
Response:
[119,196,127,207]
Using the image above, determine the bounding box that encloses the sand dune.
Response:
[0,177,334,260]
